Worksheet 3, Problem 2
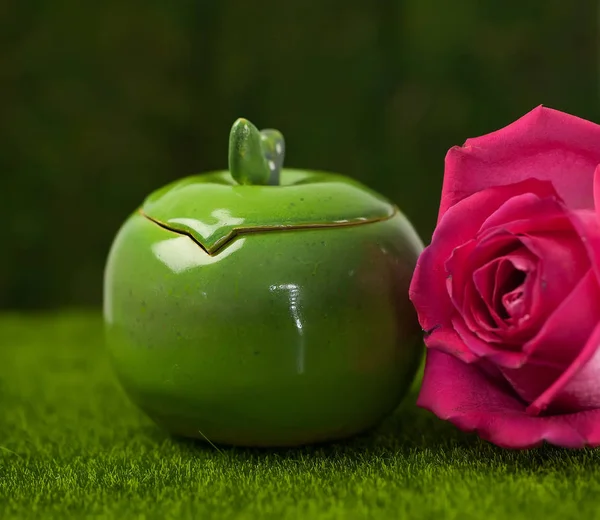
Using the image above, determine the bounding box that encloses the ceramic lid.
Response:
[141,169,395,254]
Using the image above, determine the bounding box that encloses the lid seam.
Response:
[139,208,398,256]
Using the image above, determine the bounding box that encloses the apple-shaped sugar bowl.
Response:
[103,119,424,447]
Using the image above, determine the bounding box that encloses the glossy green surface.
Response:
[104,170,424,447]
[259,128,285,185]
[228,118,271,186]
[142,170,395,253]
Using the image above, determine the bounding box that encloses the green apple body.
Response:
[103,169,424,447]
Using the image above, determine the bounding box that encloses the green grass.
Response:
[1,312,599,520]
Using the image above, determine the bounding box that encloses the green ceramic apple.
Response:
[103,118,424,447]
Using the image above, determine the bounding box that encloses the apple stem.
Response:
[260,129,285,186]
[228,118,285,186]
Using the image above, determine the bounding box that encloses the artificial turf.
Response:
[1,312,599,520]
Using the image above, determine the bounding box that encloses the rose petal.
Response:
[595,164,600,214]
[498,269,600,405]
[472,256,530,332]
[446,233,519,312]
[528,312,600,416]
[516,231,589,321]
[499,361,562,407]
[490,251,533,322]
[467,248,535,341]
[472,258,506,329]
[452,317,525,368]
[550,346,600,412]
[448,231,539,350]
[424,326,478,363]
[472,215,589,342]
[524,269,600,364]
[445,190,578,349]
[487,211,594,338]
[445,239,477,310]
[411,179,558,327]
[410,179,564,363]
[439,106,600,220]
[417,349,600,449]
[502,285,526,319]
[567,209,600,283]
[480,192,570,234]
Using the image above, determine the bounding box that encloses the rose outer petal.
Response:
[452,317,525,368]
[524,269,600,365]
[424,326,477,362]
[528,317,600,416]
[567,209,600,283]
[549,345,600,412]
[595,164,600,214]
[417,349,600,449]
[439,106,600,221]
[410,179,559,363]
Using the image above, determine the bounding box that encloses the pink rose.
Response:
[410,106,600,449]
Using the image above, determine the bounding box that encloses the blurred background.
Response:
[1,0,597,309]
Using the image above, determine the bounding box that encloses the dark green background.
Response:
[2,1,598,309]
